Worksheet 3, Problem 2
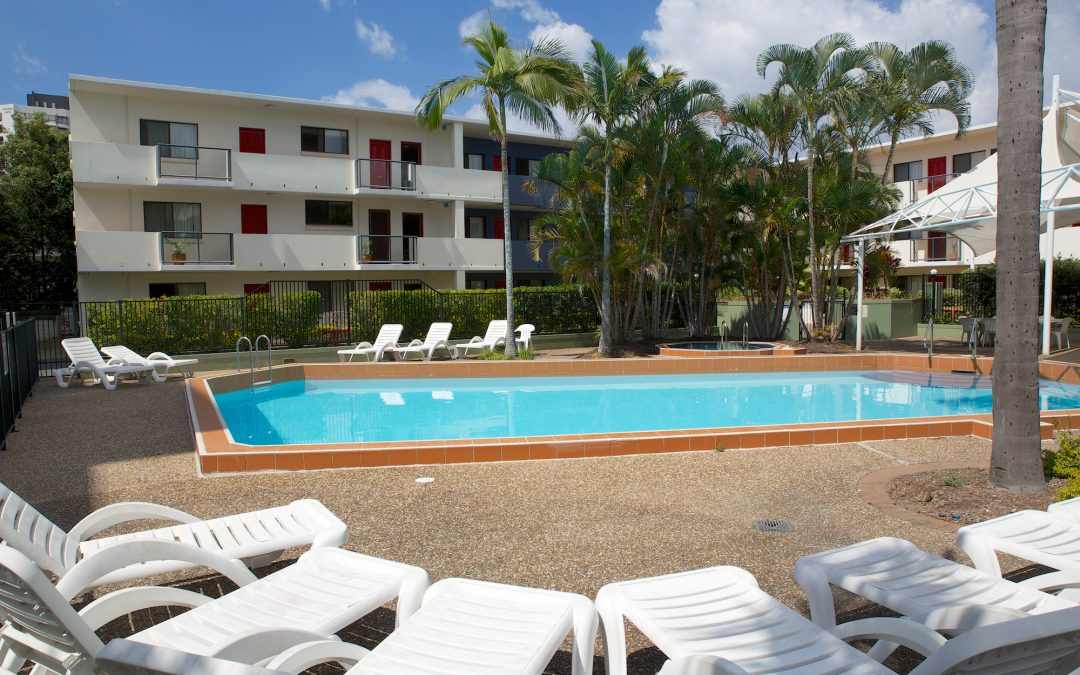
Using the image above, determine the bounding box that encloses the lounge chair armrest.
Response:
[405,339,423,348]
[212,630,347,665]
[68,501,201,541]
[353,342,374,350]
[98,639,290,675]
[79,586,214,631]
[57,540,258,599]
[1014,570,1080,595]
[145,351,174,361]
[919,604,1031,631]
[467,336,483,344]
[107,357,126,366]
[266,640,371,673]
[829,617,947,658]
[657,654,750,675]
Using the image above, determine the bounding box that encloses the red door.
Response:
[492,155,502,172]
[493,217,504,239]
[369,139,391,188]
[368,209,391,261]
[240,204,268,234]
[243,283,269,295]
[927,156,947,193]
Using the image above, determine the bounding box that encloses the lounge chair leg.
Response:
[596,590,629,675]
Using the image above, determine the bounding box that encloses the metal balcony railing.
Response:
[156,145,232,181]
[901,172,962,202]
[910,233,964,262]
[358,234,419,264]
[356,158,416,191]
[160,231,234,265]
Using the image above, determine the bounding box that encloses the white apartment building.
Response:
[70,76,567,301]
[0,92,70,143]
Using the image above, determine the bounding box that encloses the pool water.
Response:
[664,341,772,351]
[212,370,1080,446]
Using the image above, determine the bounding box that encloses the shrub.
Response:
[477,347,535,360]
[84,295,244,355]
[1045,430,1080,479]
[244,291,321,349]
[1055,477,1080,502]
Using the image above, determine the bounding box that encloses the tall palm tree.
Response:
[867,40,974,185]
[990,0,1047,489]
[757,34,873,333]
[415,19,577,355]
[566,40,653,356]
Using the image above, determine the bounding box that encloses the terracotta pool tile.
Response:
[764,430,790,447]
[787,429,814,446]
[733,432,760,449]
[608,439,639,455]
[445,446,475,463]
[529,443,558,460]
[907,423,931,439]
[860,425,885,441]
[1041,423,1055,440]
[245,454,277,472]
[200,455,217,474]
[381,448,415,466]
[270,453,301,471]
[687,435,715,451]
[556,442,586,459]
[881,424,907,440]
[302,452,334,470]
[836,427,861,444]
[417,447,446,465]
[927,422,952,438]
[812,428,839,445]
[328,451,362,468]
[210,454,241,472]
[583,442,610,458]
[502,444,530,461]
[474,445,502,462]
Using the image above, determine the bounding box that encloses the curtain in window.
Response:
[173,203,202,234]
[170,123,198,159]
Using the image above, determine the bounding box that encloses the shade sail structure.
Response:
[842,86,1080,256]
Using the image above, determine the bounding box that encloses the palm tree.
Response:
[566,40,653,356]
[757,33,873,334]
[990,0,1047,489]
[415,19,577,356]
[867,40,974,185]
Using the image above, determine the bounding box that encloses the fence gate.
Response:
[1,318,39,451]
[0,303,78,376]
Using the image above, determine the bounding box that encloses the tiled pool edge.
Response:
[188,353,1080,475]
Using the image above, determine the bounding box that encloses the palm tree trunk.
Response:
[500,105,517,357]
[989,0,1047,489]
[880,131,900,186]
[600,137,613,356]
[806,142,822,332]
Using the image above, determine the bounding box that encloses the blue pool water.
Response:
[212,371,1080,445]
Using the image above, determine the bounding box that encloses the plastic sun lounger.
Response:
[337,323,403,363]
[98,578,598,675]
[391,322,455,361]
[793,537,1077,632]
[0,544,430,674]
[1048,495,1080,522]
[454,319,508,358]
[0,480,347,588]
[54,337,155,390]
[957,508,1080,577]
[101,344,199,381]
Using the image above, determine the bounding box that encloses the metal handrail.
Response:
[970,320,979,359]
[719,320,729,347]
[235,337,253,388]
[156,144,232,181]
[742,323,749,346]
[254,334,272,388]
[924,317,935,358]
[355,158,416,191]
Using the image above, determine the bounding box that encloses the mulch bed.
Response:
[888,467,1061,524]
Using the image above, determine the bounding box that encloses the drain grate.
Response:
[754,519,793,533]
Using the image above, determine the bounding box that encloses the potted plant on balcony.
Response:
[360,238,372,263]
[169,239,187,264]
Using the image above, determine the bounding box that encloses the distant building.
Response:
[0,92,71,143]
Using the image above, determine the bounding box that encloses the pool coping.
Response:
[657,342,805,357]
[187,352,1080,474]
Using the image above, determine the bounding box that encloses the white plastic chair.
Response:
[794,537,1076,631]
[391,322,455,361]
[455,320,508,358]
[516,323,536,351]
[0,544,429,673]
[101,344,199,380]
[98,577,598,675]
[1056,316,1072,349]
[337,324,403,362]
[957,316,973,345]
[0,480,347,588]
[54,337,154,390]
[957,508,1080,577]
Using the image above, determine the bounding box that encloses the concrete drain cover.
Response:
[754,519,793,533]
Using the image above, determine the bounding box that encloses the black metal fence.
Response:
[1,303,79,376]
[1,318,39,451]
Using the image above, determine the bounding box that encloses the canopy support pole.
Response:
[855,240,865,351]
[1042,74,1061,356]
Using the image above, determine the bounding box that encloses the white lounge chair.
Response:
[454,319,508,358]
[337,324,403,362]
[391,322,455,361]
[101,344,199,380]
[516,323,536,351]
[0,544,429,673]
[1049,495,1080,521]
[99,577,598,675]
[54,337,154,390]
[597,564,1080,675]
[794,537,1077,632]
[957,508,1080,577]
[0,480,347,588]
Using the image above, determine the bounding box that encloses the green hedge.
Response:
[347,285,598,341]
[244,291,322,348]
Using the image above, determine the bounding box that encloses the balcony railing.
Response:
[160,231,234,265]
[910,233,964,262]
[358,234,419,264]
[156,145,232,181]
[901,172,962,203]
[356,158,416,191]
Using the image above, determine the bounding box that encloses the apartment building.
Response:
[69,76,566,302]
[863,110,1080,294]
[0,92,70,143]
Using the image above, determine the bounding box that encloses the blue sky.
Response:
[2,0,1076,129]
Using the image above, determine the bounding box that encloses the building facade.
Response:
[69,76,565,301]
[0,92,71,143]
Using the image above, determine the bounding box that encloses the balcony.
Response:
[160,231,234,266]
[508,175,560,209]
[414,166,501,202]
[910,233,965,263]
[898,173,962,204]
[358,234,419,264]
[511,240,555,272]
[355,158,417,192]
[156,145,232,184]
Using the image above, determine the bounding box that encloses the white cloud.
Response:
[529,20,593,61]
[318,0,331,11]
[354,18,397,58]
[11,42,47,77]
[460,0,591,63]
[459,10,487,39]
[491,0,559,25]
[323,79,418,111]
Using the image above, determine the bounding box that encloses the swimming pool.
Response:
[212,370,1080,446]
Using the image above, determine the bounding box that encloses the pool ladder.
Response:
[719,321,729,347]
[236,335,272,389]
[923,317,934,359]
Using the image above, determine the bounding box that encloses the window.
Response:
[140,119,198,159]
[144,202,202,233]
[467,215,485,238]
[893,160,923,183]
[239,127,266,154]
[515,158,540,176]
[305,200,353,226]
[301,126,349,154]
[513,217,532,241]
[952,151,986,174]
[401,141,422,164]
[469,280,487,290]
[465,153,484,170]
[148,283,206,298]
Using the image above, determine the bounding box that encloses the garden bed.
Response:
[888,467,1060,524]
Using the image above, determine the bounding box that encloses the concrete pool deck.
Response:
[0,376,1055,673]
